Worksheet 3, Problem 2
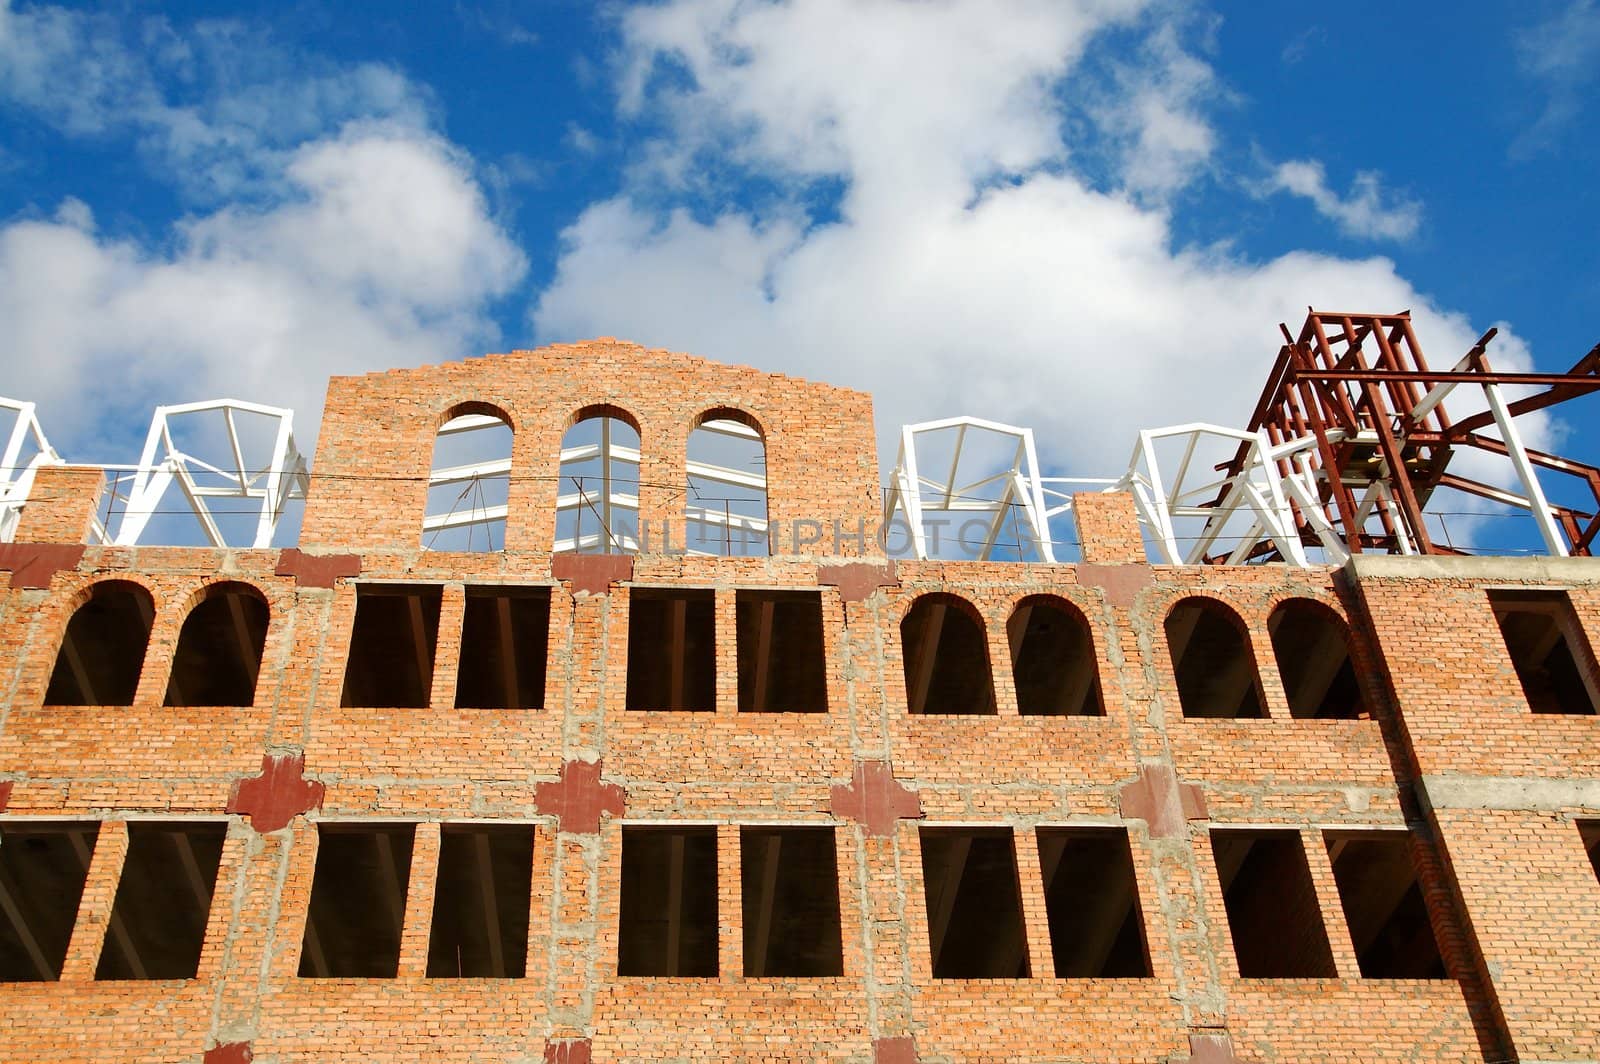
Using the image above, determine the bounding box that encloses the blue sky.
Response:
[1,0,1596,497]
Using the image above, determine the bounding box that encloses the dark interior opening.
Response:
[165,584,269,707]
[626,589,715,711]
[1008,597,1103,716]
[1268,600,1366,719]
[340,585,442,708]
[1037,827,1150,977]
[1166,599,1264,719]
[901,595,996,715]
[299,824,415,978]
[96,821,226,980]
[426,823,534,978]
[0,821,98,981]
[1211,829,1336,978]
[736,591,828,713]
[919,827,1029,978]
[455,586,551,709]
[1581,821,1600,884]
[1490,590,1598,715]
[45,581,153,706]
[617,826,718,976]
[740,826,842,977]
[1323,832,1446,979]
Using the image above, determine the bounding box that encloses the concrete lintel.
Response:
[1418,773,1600,814]
[1347,553,1600,584]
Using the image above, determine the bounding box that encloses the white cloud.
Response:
[535,0,1505,479]
[0,0,526,459]
[1262,159,1422,242]
[1514,0,1600,155]
[0,0,430,199]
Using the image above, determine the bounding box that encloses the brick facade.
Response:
[0,343,1596,1062]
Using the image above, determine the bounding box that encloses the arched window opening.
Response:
[1007,596,1103,716]
[1165,598,1264,719]
[686,411,767,557]
[556,409,641,553]
[423,406,512,552]
[45,581,154,705]
[1268,600,1367,720]
[901,594,995,715]
[165,583,269,707]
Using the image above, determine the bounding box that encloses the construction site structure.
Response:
[1,324,1600,1062]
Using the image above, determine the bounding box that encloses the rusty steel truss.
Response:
[1212,309,1600,563]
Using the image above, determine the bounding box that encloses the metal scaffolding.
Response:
[0,397,308,549]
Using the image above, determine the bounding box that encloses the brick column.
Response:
[429,583,466,710]
[714,588,738,716]
[13,465,104,544]
[1073,491,1146,565]
[397,821,442,977]
[59,819,126,980]
[1013,827,1055,977]
[1301,826,1361,979]
[989,617,1020,717]
[207,823,304,1047]
[717,823,742,978]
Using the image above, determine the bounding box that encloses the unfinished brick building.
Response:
[3,327,1600,1063]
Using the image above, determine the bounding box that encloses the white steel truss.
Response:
[2,397,308,548]
[0,397,64,542]
[885,416,1065,562]
[110,400,310,548]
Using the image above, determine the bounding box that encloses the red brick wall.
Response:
[300,341,881,555]
[2,353,1594,1062]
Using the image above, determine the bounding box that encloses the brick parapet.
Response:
[11,465,103,545]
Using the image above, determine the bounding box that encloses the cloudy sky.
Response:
[1,0,1596,486]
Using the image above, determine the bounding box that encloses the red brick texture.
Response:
[0,343,1588,1061]
[11,465,103,545]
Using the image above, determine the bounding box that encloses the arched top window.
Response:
[686,408,767,557]
[1268,599,1367,720]
[165,582,270,707]
[1007,595,1103,716]
[557,407,642,553]
[45,580,154,705]
[424,403,513,552]
[901,593,994,715]
[1164,597,1263,719]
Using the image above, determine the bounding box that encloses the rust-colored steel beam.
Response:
[1220,309,1600,563]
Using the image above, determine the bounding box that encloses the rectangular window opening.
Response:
[1581,821,1600,884]
[340,585,443,709]
[455,587,551,709]
[0,821,98,982]
[625,589,715,712]
[1489,590,1599,715]
[1323,831,1446,979]
[96,821,226,980]
[1037,827,1151,978]
[1211,829,1337,978]
[617,825,718,977]
[919,827,1029,979]
[741,826,842,977]
[736,591,828,713]
[299,824,415,978]
[426,824,533,978]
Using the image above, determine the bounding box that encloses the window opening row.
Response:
[427,406,768,557]
[0,818,1496,985]
[45,582,1597,719]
